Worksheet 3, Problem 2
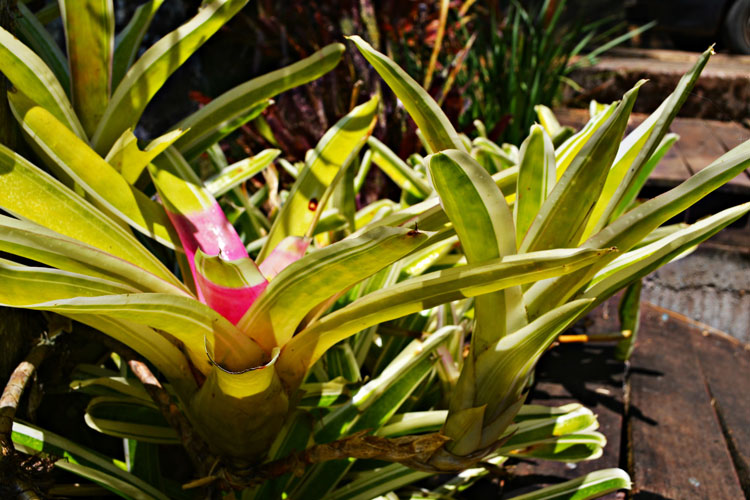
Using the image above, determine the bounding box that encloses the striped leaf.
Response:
[258,96,378,262]
[503,432,606,462]
[582,202,750,302]
[204,148,280,197]
[554,103,616,177]
[9,91,180,250]
[506,468,631,500]
[68,314,197,398]
[584,47,713,237]
[349,35,464,153]
[12,421,169,500]
[15,2,70,94]
[367,136,431,198]
[428,149,526,351]
[0,144,179,286]
[520,82,642,252]
[92,0,249,153]
[105,128,186,184]
[0,25,85,137]
[175,43,345,159]
[0,215,188,295]
[60,0,114,136]
[0,264,263,373]
[525,139,750,319]
[514,125,556,247]
[277,247,613,390]
[112,0,165,88]
[239,225,429,351]
[610,132,679,221]
[84,396,180,444]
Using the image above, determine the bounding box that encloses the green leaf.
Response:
[367,136,432,198]
[0,215,188,295]
[105,128,186,184]
[585,47,713,237]
[610,132,679,222]
[112,0,165,88]
[348,35,464,152]
[175,43,345,159]
[9,91,181,250]
[506,468,631,500]
[68,314,197,398]
[205,148,280,197]
[239,225,429,351]
[0,144,180,285]
[0,26,85,137]
[278,247,614,390]
[91,0,249,154]
[519,82,642,252]
[0,264,263,374]
[317,326,456,443]
[84,396,180,444]
[258,96,378,262]
[14,2,70,94]
[503,432,606,462]
[615,279,642,361]
[60,0,114,136]
[514,125,556,247]
[582,202,750,302]
[12,420,170,500]
[325,463,431,500]
[428,149,525,350]
[525,141,750,319]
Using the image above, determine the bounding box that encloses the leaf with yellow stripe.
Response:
[258,96,378,262]
[0,144,180,286]
[59,0,114,136]
[9,91,180,250]
[428,149,526,351]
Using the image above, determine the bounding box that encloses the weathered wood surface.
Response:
[566,47,750,122]
[554,108,750,191]
[502,300,750,499]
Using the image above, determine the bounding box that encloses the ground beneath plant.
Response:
[500,300,750,499]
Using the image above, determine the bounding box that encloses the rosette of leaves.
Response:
[0,2,623,498]
[0,3,747,499]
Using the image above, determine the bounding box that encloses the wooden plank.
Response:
[649,140,692,185]
[707,119,750,151]
[629,303,745,499]
[704,120,750,188]
[669,119,727,175]
[504,299,626,499]
[691,325,750,496]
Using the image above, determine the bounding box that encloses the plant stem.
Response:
[127,360,214,474]
[0,342,50,498]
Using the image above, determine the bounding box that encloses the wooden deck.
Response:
[555,108,750,192]
[502,300,750,499]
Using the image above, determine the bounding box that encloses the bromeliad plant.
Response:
[0,2,748,499]
[0,2,623,497]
